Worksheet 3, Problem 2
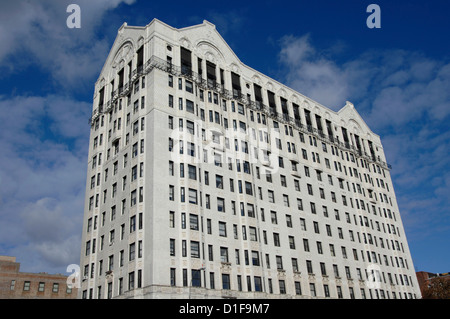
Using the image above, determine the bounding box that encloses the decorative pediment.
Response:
[252,75,262,85]
[179,20,243,71]
[180,37,193,50]
[111,40,134,70]
[338,101,374,137]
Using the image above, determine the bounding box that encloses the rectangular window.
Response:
[283,194,289,207]
[289,236,296,249]
[185,81,193,93]
[219,222,227,237]
[128,272,135,291]
[170,268,176,286]
[252,251,260,266]
[188,189,197,204]
[217,197,225,212]
[279,280,286,294]
[186,99,194,113]
[188,164,196,180]
[129,243,136,261]
[209,273,215,289]
[249,227,257,241]
[273,233,280,247]
[169,161,174,176]
[216,175,223,189]
[245,182,253,195]
[181,213,186,229]
[191,241,200,258]
[222,274,230,290]
[220,247,229,263]
[306,260,314,274]
[186,120,194,135]
[139,187,143,202]
[130,215,136,233]
[310,283,316,297]
[276,256,283,270]
[169,185,174,201]
[189,214,199,230]
[182,240,187,257]
[169,211,175,228]
[130,190,137,206]
[268,190,275,203]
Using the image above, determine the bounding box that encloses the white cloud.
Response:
[0,0,138,271]
[0,94,89,273]
[278,34,350,110]
[278,37,450,129]
[0,0,136,88]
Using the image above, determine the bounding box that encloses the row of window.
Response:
[168,268,416,299]
[169,204,406,252]
[81,269,142,299]
[167,51,386,168]
[91,86,145,162]
[166,113,395,210]
[167,182,404,251]
[88,185,144,212]
[84,240,143,281]
[168,74,388,181]
[168,230,410,272]
[166,144,397,226]
[89,152,145,209]
[85,212,142,254]
[10,280,72,294]
[168,152,395,220]
[83,264,415,299]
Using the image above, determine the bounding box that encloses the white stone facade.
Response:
[79,19,421,299]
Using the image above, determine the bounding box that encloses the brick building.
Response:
[416,271,450,298]
[0,256,77,299]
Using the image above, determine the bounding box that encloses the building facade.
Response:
[79,19,420,299]
[0,256,77,299]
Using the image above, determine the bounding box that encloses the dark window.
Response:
[254,84,263,103]
[118,68,124,92]
[231,72,241,98]
[315,114,323,134]
[180,47,192,75]
[137,46,144,73]
[268,91,276,111]
[192,270,201,287]
[304,109,312,131]
[281,97,288,119]
[206,61,216,88]
[98,87,105,111]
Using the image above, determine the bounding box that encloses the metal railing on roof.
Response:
[89,55,392,170]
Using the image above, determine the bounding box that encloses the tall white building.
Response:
[79,19,420,299]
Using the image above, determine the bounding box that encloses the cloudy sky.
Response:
[0,0,449,275]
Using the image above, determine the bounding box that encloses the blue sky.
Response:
[0,0,449,275]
